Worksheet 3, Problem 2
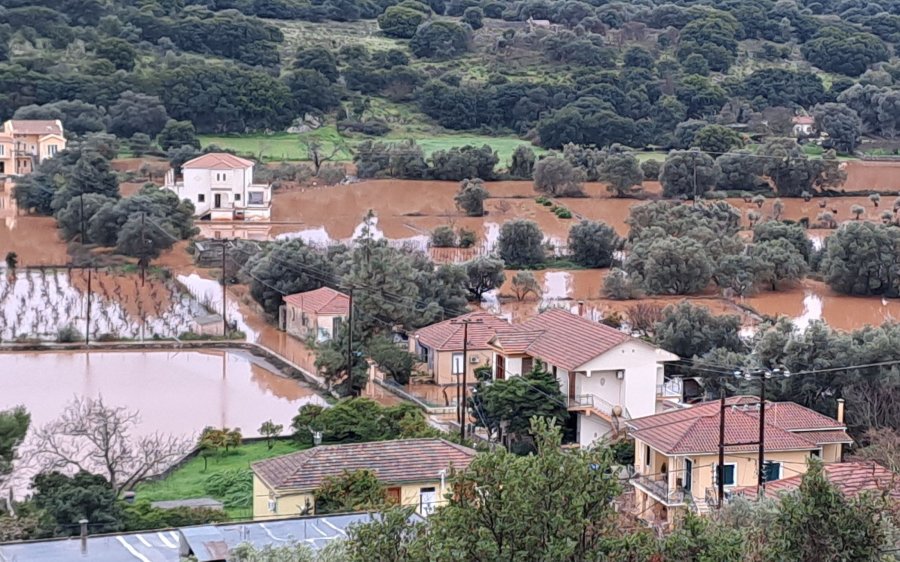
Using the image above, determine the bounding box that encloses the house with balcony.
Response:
[487,308,681,447]
[627,396,853,528]
[281,287,349,342]
[410,312,510,385]
[0,119,67,176]
[163,153,271,220]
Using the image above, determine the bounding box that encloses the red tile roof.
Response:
[737,461,900,500]
[8,119,63,136]
[414,312,509,352]
[792,116,815,125]
[252,439,476,491]
[429,247,479,264]
[489,308,634,371]
[283,287,349,315]
[182,152,255,170]
[629,397,852,455]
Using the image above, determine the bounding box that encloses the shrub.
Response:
[203,468,253,508]
[57,324,82,343]
[431,226,457,247]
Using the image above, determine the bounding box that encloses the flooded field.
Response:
[1,349,327,494]
[0,183,69,266]
[0,268,210,341]
[841,161,900,192]
[483,270,900,332]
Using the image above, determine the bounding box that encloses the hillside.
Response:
[1,0,898,166]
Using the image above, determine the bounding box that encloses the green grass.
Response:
[200,127,546,166]
[136,440,306,520]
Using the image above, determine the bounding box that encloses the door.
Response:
[568,371,576,401]
[684,459,693,492]
[386,487,401,505]
[495,355,505,380]
[419,487,437,515]
[214,193,222,208]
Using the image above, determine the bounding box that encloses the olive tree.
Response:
[498,219,545,267]
[533,156,584,197]
[567,220,619,268]
[659,149,718,199]
[455,178,489,217]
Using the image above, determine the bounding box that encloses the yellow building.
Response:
[0,120,67,176]
[627,396,852,528]
[410,311,510,386]
[251,438,476,520]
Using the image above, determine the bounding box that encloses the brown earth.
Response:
[840,161,900,192]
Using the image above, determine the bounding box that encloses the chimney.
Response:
[79,519,89,553]
[836,398,845,424]
[577,301,584,317]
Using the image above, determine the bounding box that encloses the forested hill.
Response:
[0,0,898,151]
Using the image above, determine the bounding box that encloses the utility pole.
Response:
[220,240,228,336]
[758,373,768,495]
[140,212,146,287]
[85,268,92,345]
[717,389,726,509]
[451,317,483,442]
[79,192,86,244]
[346,288,354,391]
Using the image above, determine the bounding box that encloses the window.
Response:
[452,353,464,375]
[333,317,343,337]
[420,487,437,515]
[248,191,264,205]
[416,342,430,364]
[645,445,651,467]
[234,193,241,201]
[762,461,781,483]
[301,312,308,327]
[197,194,205,203]
[714,463,737,487]
[0,145,5,156]
[522,357,534,374]
[48,145,57,156]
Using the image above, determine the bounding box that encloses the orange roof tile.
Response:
[8,119,63,136]
[252,438,476,491]
[737,461,900,500]
[414,312,509,352]
[489,308,633,371]
[283,287,349,315]
[182,152,255,170]
[628,397,851,455]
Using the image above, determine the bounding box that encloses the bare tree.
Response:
[31,396,193,495]
[301,138,349,176]
[626,303,664,337]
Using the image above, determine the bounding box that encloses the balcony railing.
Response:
[632,473,686,506]
[657,378,683,398]
[568,393,623,419]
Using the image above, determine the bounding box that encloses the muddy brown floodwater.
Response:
[0,350,325,438]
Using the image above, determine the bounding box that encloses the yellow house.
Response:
[280,287,349,342]
[627,396,853,528]
[0,120,67,176]
[410,311,510,385]
[251,438,476,520]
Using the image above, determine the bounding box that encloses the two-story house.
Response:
[281,287,350,342]
[627,396,853,527]
[410,312,510,385]
[0,120,67,176]
[487,308,680,447]
[163,153,272,220]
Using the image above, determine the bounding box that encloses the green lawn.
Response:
[200,127,546,167]
[135,440,306,520]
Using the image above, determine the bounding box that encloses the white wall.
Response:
[577,414,613,448]
[177,165,254,216]
[575,342,676,419]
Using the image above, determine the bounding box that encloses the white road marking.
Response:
[156,532,176,548]
[136,535,151,547]
[259,523,289,542]
[168,531,179,545]
[308,523,328,537]
[117,536,152,562]
[321,519,347,536]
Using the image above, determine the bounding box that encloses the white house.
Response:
[164,153,272,221]
[791,115,815,137]
[487,308,681,448]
